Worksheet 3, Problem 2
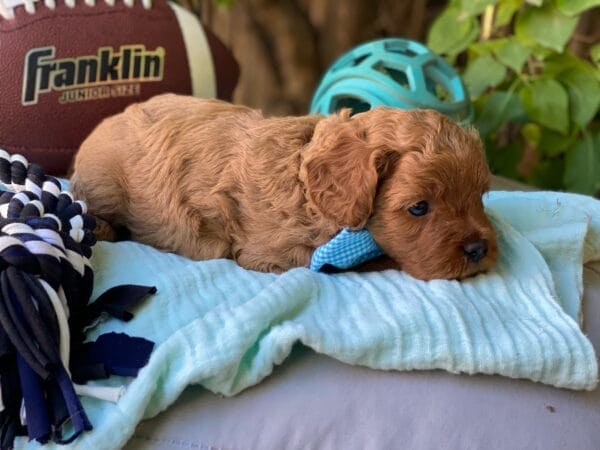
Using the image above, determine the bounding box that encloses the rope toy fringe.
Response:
[0,150,155,448]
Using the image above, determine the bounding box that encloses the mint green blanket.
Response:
[16,191,600,449]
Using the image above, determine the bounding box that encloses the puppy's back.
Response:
[71,94,258,230]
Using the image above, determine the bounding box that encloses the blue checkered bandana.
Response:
[309,228,384,271]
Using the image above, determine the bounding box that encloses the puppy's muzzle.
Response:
[463,239,488,263]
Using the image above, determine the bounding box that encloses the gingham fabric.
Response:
[310,228,383,271]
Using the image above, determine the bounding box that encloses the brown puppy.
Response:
[71,93,497,280]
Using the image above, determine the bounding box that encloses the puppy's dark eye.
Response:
[408,201,429,216]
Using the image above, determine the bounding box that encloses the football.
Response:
[0,0,239,175]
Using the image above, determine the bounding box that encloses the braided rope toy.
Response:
[0,150,155,448]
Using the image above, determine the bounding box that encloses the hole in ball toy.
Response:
[424,63,455,102]
[332,52,371,72]
[373,62,410,90]
[383,40,418,57]
[331,96,371,115]
[353,54,370,66]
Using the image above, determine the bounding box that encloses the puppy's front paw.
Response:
[352,256,401,273]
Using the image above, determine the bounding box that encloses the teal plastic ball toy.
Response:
[310,38,473,124]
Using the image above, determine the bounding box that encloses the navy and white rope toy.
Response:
[0,150,155,449]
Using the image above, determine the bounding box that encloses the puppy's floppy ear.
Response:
[300,110,401,229]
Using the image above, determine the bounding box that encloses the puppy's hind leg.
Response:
[71,161,129,242]
[92,217,118,242]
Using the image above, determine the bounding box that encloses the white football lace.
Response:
[0,0,152,20]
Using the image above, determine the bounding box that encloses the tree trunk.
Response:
[196,0,438,115]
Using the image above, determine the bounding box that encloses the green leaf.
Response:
[521,123,541,146]
[538,128,578,157]
[542,51,588,77]
[525,0,543,5]
[474,90,526,136]
[495,0,524,27]
[515,3,579,52]
[591,43,600,66]
[555,0,600,16]
[458,0,499,15]
[495,39,531,72]
[463,55,507,98]
[527,158,566,190]
[519,79,570,134]
[558,68,600,130]
[470,38,508,57]
[564,133,600,195]
[427,6,480,56]
[485,140,523,179]
[529,45,555,61]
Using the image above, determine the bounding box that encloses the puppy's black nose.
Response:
[463,240,488,263]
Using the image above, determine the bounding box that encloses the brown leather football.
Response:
[0,0,239,175]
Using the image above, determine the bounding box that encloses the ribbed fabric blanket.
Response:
[15,190,600,450]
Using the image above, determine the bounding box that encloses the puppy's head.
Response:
[301,107,497,280]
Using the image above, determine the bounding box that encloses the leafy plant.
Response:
[427,0,600,196]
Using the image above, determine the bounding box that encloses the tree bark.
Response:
[195,0,437,115]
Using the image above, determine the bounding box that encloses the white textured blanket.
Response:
[16,190,600,450]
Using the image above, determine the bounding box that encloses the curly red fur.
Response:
[71,94,497,279]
